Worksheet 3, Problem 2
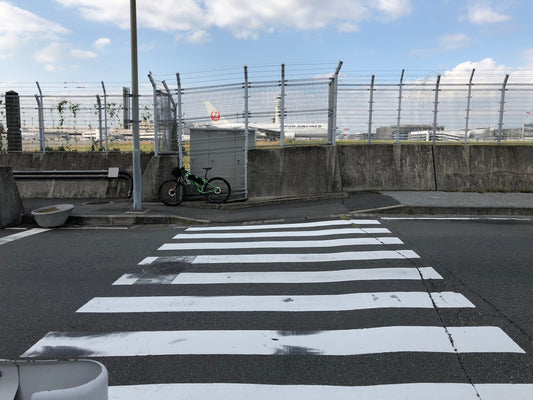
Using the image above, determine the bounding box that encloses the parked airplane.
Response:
[204,97,329,140]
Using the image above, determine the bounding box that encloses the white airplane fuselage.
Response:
[204,100,327,139]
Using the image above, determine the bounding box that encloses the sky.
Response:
[1,0,533,84]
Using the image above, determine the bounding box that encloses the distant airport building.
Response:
[376,125,444,141]
[523,123,533,139]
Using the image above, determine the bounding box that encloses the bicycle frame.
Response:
[161,165,230,206]
[180,168,221,196]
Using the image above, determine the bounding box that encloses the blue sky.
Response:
[1,0,533,83]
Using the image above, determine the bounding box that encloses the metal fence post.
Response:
[96,94,103,150]
[176,73,183,167]
[162,80,178,152]
[148,72,159,156]
[280,63,285,148]
[327,79,335,144]
[36,82,45,152]
[498,74,510,145]
[243,65,249,199]
[130,0,143,211]
[464,69,475,145]
[5,91,22,152]
[396,69,404,143]
[101,81,108,153]
[328,61,343,145]
[432,75,441,145]
[367,75,375,144]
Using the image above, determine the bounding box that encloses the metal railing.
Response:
[12,169,133,198]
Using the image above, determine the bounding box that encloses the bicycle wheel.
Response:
[205,177,231,204]
[158,180,185,206]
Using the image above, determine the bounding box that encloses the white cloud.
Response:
[186,30,211,44]
[376,0,412,19]
[338,22,359,33]
[54,0,206,31]
[412,33,471,57]
[0,1,68,57]
[0,2,98,71]
[440,33,470,50]
[34,42,68,64]
[94,37,111,49]
[34,42,98,71]
[440,58,509,84]
[54,0,412,40]
[439,58,533,88]
[69,48,98,59]
[467,4,510,24]
[45,64,65,72]
[448,58,507,72]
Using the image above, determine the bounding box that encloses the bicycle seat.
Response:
[203,167,213,171]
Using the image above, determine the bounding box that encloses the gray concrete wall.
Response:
[0,152,152,199]
[434,145,533,192]
[249,144,533,198]
[337,144,435,191]
[141,154,180,202]
[0,166,24,227]
[2,145,531,201]
[248,146,342,198]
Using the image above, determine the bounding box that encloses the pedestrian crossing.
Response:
[107,382,533,400]
[76,291,475,313]
[158,236,404,250]
[22,326,523,357]
[139,249,420,265]
[112,266,443,285]
[20,218,532,399]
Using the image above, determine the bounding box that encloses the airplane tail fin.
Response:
[204,101,231,126]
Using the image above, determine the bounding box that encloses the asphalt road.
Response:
[0,217,531,398]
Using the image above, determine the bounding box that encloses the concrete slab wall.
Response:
[337,144,436,191]
[2,145,531,201]
[434,145,533,192]
[0,166,24,227]
[141,154,180,202]
[249,144,533,198]
[248,146,342,198]
[0,152,152,199]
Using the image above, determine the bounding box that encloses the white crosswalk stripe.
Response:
[112,266,443,285]
[158,236,403,250]
[173,227,391,239]
[21,218,533,398]
[0,228,50,246]
[77,291,475,313]
[185,219,382,231]
[21,326,524,357]
[107,383,533,400]
[138,249,419,265]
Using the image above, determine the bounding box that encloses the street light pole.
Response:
[130,0,142,210]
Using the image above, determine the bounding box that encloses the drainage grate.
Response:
[142,262,191,275]
[83,200,113,206]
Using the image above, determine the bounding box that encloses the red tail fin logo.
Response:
[210,111,221,121]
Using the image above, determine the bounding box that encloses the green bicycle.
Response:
[158,166,231,206]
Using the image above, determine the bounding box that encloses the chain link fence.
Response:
[2,63,533,155]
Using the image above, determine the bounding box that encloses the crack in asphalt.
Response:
[369,221,483,399]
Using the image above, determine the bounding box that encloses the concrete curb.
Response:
[19,191,533,227]
[369,206,533,216]
[20,206,533,227]
[21,213,210,226]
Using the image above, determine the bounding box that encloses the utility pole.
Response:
[130,0,142,210]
